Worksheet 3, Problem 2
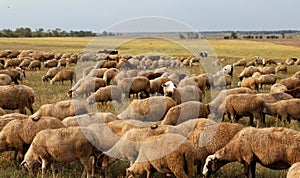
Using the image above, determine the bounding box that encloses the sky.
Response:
[0,0,300,32]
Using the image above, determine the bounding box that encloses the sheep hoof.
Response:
[150,123,158,129]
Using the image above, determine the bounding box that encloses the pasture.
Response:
[0,36,299,177]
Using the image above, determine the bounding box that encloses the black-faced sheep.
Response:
[117,96,176,122]
[0,85,35,114]
[0,74,12,85]
[86,85,122,105]
[287,162,300,178]
[41,67,61,82]
[50,69,75,85]
[21,127,98,178]
[0,117,65,162]
[30,99,88,121]
[118,76,150,98]
[203,127,300,178]
[161,101,208,125]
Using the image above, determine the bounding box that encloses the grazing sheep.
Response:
[279,77,300,90]
[224,94,265,127]
[50,69,75,85]
[238,66,260,80]
[275,64,287,73]
[240,77,259,91]
[286,58,295,65]
[178,76,207,94]
[126,133,195,178]
[292,71,300,79]
[87,85,122,105]
[28,60,41,70]
[68,77,106,98]
[21,127,98,178]
[118,96,176,122]
[30,99,88,121]
[44,59,58,68]
[257,74,277,88]
[41,67,61,82]
[103,68,119,85]
[287,162,300,178]
[270,83,288,93]
[85,68,108,78]
[57,58,67,67]
[161,101,209,125]
[0,85,35,114]
[258,66,276,74]
[0,113,28,131]
[62,112,119,127]
[18,58,32,69]
[102,61,117,68]
[0,68,24,84]
[203,127,300,178]
[4,58,22,68]
[0,117,65,162]
[263,99,300,122]
[285,87,300,98]
[233,58,247,67]
[0,74,12,85]
[256,92,293,103]
[118,76,150,98]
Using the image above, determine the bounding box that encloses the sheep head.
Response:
[161,80,176,96]
[202,154,218,177]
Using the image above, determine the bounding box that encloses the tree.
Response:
[230,31,238,39]
[179,33,186,39]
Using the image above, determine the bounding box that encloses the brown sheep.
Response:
[117,96,176,122]
[41,67,61,82]
[178,75,207,94]
[161,101,208,125]
[257,66,276,75]
[0,85,35,114]
[68,77,106,98]
[240,77,259,91]
[285,87,300,98]
[118,76,150,98]
[238,66,260,80]
[275,64,287,73]
[87,85,122,105]
[279,77,300,90]
[103,68,119,85]
[203,127,300,178]
[4,58,22,68]
[292,71,300,79]
[44,59,58,68]
[0,113,28,131]
[50,69,75,85]
[0,74,12,85]
[126,133,195,178]
[102,61,117,68]
[21,127,98,178]
[0,117,65,162]
[30,99,88,121]
[287,162,300,178]
[263,99,300,123]
[0,68,24,84]
[28,60,41,70]
[18,58,33,69]
[256,92,293,103]
[270,83,288,93]
[257,74,277,88]
[233,58,247,67]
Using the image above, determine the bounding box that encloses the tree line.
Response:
[0,28,98,37]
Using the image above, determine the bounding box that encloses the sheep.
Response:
[233,58,247,67]
[117,96,176,122]
[149,77,171,95]
[238,66,260,80]
[0,85,35,114]
[256,92,293,103]
[20,127,99,178]
[263,99,300,123]
[30,99,88,121]
[287,162,300,178]
[68,77,106,98]
[275,64,287,73]
[44,59,58,68]
[103,68,119,85]
[270,83,288,93]
[62,112,119,127]
[285,87,300,98]
[286,58,295,65]
[0,113,28,131]
[102,61,117,68]
[257,74,277,88]
[0,117,65,162]
[0,68,24,84]
[4,58,22,68]
[50,69,75,85]
[279,77,300,90]
[118,76,150,98]
[87,85,122,105]
[178,75,207,94]
[213,74,231,89]
[257,66,276,75]
[162,81,203,105]
[126,133,195,178]
[292,71,300,79]
[0,74,12,85]
[41,67,61,82]
[203,127,300,178]
[28,60,41,70]
[18,58,33,69]
[240,77,259,91]
[224,94,266,127]
[161,101,209,125]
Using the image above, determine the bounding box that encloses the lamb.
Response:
[270,83,288,93]
[68,77,106,98]
[0,74,12,85]
[0,85,35,114]
[285,87,300,98]
[263,99,300,122]
[87,85,122,105]
[28,60,41,70]
[118,76,150,98]
[117,96,176,122]
[44,59,58,68]
[275,64,287,73]
[30,99,88,121]
[50,69,75,85]
[279,77,300,90]
[41,67,61,82]
[257,74,277,88]
[103,68,119,85]
[203,127,300,178]
[0,117,65,162]
[287,162,300,178]
[161,101,209,125]
[20,127,99,178]
[126,133,195,178]
[62,112,119,127]
[240,77,259,91]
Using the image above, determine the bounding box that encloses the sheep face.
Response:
[202,154,222,177]
[162,81,176,96]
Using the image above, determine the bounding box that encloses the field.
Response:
[0,36,299,177]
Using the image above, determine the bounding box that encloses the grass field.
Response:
[0,37,299,177]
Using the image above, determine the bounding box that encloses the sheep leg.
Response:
[41,159,49,178]
[250,161,256,178]
[79,157,92,178]
[51,163,56,178]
